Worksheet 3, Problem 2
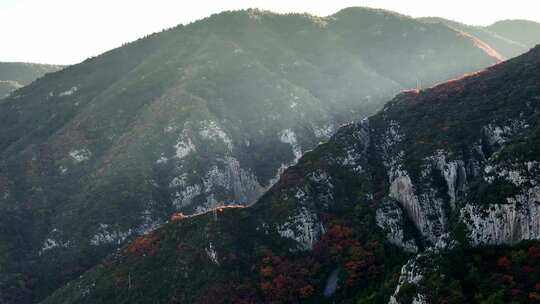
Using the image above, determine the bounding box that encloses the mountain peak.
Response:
[1,7,539,304]
[332,6,409,19]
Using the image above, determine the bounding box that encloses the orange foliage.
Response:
[124,232,160,256]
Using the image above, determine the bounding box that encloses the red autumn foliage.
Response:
[528,246,540,258]
[298,285,315,298]
[195,224,386,302]
[313,225,384,288]
[257,250,319,302]
[497,256,512,270]
[124,232,160,256]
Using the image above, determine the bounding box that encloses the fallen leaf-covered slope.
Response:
[43,46,540,304]
[0,62,63,98]
[0,7,504,303]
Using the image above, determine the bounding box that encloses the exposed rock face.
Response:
[376,114,540,248]
[376,198,419,253]
[170,156,264,212]
[382,132,540,248]
[388,253,429,304]
[461,200,540,245]
[1,8,539,304]
[389,170,446,243]
[276,206,324,250]
[461,159,540,245]
[40,46,540,304]
[428,152,467,210]
[263,60,540,251]
[380,122,451,243]
[388,238,455,304]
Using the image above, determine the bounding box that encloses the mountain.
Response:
[488,20,540,49]
[0,8,508,303]
[0,62,63,98]
[419,18,524,59]
[420,18,540,60]
[43,45,540,304]
[0,80,22,99]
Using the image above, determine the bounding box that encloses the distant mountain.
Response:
[0,80,22,99]
[420,17,528,59]
[43,44,540,304]
[488,20,540,49]
[0,7,506,303]
[0,62,63,98]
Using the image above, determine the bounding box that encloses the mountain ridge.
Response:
[0,8,538,304]
[0,62,63,98]
[42,45,540,304]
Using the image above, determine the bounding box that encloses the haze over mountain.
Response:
[0,62,63,98]
[0,6,539,304]
[3,0,540,64]
[421,17,540,59]
[488,20,540,49]
[43,43,540,304]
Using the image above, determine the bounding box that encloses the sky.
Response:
[1,0,539,65]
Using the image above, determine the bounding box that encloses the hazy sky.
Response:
[1,0,539,64]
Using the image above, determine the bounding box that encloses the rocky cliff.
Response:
[0,7,511,303]
[42,45,540,304]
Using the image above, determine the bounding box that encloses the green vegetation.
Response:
[402,242,540,303]
[42,45,540,304]
[0,8,509,303]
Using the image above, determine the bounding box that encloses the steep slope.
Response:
[420,17,529,59]
[488,20,540,49]
[43,46,540,304]
[0,62,63,98]
[0,8,502,303]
